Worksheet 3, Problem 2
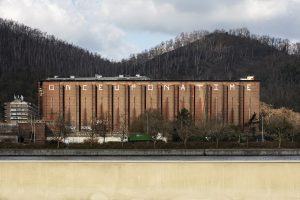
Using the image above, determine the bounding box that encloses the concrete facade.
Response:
[18,122,46,145]
[41,77,260,132]
[4,96,38,125]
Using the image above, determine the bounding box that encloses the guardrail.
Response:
[1,149,300,156]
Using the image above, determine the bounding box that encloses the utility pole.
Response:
[146,113,149,134]
[30,115,33,143]
[33,116,36,144]
[261,114,264,142]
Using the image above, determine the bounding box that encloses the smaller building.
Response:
[18,122,46,145]
[4,95,38,125]
[0,122,18,143]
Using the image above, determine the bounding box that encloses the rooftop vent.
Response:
[240,76,254,80]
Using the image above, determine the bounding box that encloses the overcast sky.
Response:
[0,0,299,60]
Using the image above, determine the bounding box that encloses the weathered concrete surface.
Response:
[0,162,299,200]
[0,149,205,156]
[1,149,300,156]
[204,149,300,156]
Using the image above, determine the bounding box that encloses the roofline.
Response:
[41,79,260,83]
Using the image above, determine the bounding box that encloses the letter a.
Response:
[180,85,185,90]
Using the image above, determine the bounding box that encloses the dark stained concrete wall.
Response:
[42,81,260,132]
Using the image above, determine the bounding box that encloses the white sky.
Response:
[0,0,299,60]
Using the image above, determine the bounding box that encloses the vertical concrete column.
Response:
[157,85,162,114]
[127,85,131,129]
[222,85,229,125]
[190,85,195,120]
[244,82,260,123]
[162,84,175,121]
[230,96,235,124]
[41,82,47,121]
[209,85,212,121]
[38,81,41,118]
[95,84,98,119]
[210,83,223,122]
[125,85,129,130]
[174,85,179,118]
[194,83,205,122]
[227,83,239,125]
[243,82,258,123]
[205,85,209,121]
[109,85,114,131]
[244,83,251,123]
[112,84,127,132]
[106,84,111,130]
[76,85,81,130]
[59,84,65,119]
[141,85,146,114]
[239,84,245,128]
[144,85,147,113]
[92,84,96,121]
[145,83,154,110]
[97,83,109,120]
[205,85,212,121]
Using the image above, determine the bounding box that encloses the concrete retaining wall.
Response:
[1,149,300,156]
[0,136,18,143]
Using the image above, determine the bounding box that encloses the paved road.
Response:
[1,156,300,161]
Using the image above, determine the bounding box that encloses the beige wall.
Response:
[42,81,260,131]
[0,162,299,200]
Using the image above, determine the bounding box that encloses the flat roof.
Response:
[42,75,260,82]
[45,75,150,81]
[42,78,260,82]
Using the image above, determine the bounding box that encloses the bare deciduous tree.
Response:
[266,115,293,148]
[53,115,72,148]
[175,108,195,148]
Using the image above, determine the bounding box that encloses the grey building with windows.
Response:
[4,95,38,124]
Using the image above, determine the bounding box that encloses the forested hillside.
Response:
[0,18,115,117]
[120,29,300,111]
[0,18,300,118]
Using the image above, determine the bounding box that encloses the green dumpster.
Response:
[128,133,153,142]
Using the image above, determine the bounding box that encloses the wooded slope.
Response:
[0,18,300,118]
